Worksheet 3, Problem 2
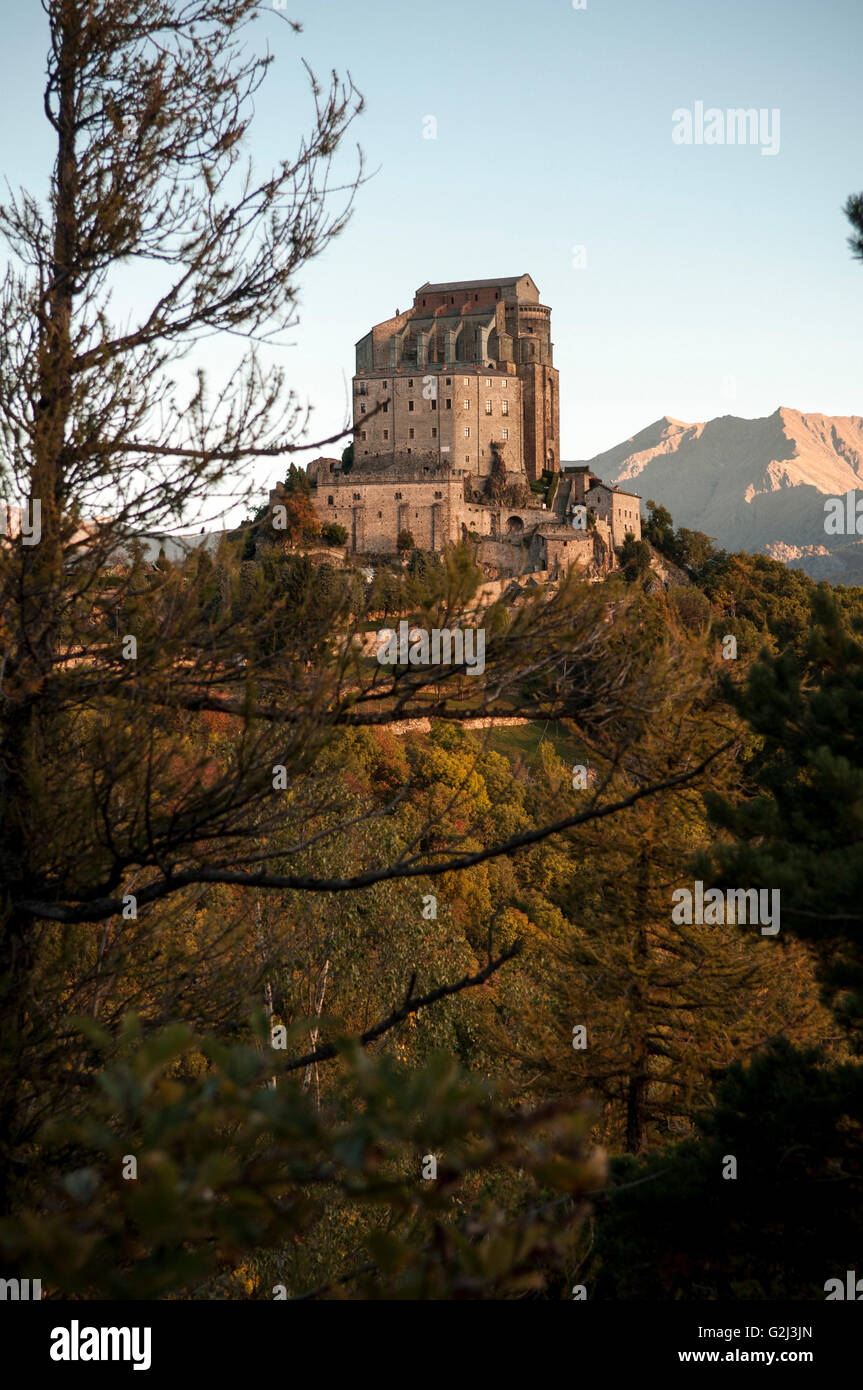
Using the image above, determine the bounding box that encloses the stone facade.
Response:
[313,459,463,554]
[295,275,641,580]
[558,465,642,550]
[354,275,558,483]
[529,521,614,579]
[354,367,523,480]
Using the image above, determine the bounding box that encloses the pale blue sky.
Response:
[1,0,862,502]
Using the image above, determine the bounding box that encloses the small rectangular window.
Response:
[432,427,437,437]
[382,402,388,413]
[463,400,470,411]
[446,377,452,386]
[464,427,471,438]
[408,378,414,387]
[485,400,492,414]
[408,401,414,412]
[501,400,509,416]
[485,377,492,386]
[431,399,437,410]
[502,428,509,440]
[409,427,415,439]
[360,403,366,413]
[383,429,389,440]
[445,398,452,410]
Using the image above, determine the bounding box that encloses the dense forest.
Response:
[3,502,863,1299]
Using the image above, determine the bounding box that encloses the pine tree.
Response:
[706,585,863,1049]
[846,188,863,262]
[586,584,863,1298]
[525,728,830,1152]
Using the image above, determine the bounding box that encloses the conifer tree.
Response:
[511,612,833,1152]
[586,586,863,1298]
[846,187,863,261]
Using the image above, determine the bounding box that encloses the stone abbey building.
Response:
[353,273,559,482]
[302,274,641,578]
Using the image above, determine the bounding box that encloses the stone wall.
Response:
[316,469,462,554]
[518,361,560,480]
[585,483,643,548]
[474,537,531,575]
[354,367,522,481]
[353,275,555,485]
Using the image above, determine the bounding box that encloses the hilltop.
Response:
[566,408,863,581]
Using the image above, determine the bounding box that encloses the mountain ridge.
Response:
[564,407,863,580]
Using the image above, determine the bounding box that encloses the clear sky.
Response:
[2,0,862,502]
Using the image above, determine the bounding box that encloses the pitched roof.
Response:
[416,276,531,294]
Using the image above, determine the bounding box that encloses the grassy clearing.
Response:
[482,719,584,769]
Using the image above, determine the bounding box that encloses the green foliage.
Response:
[502,628,832,1155]
[643,499,676,556]
[406,547,442,586]
[0,1019,602,1300]
[666,583,712,632]
[321,522,348,546]
[618,534,652,585]
[704,586,863,1046]
[643,501,717,577]
[282,463,310,497]
[697,549,816,655]
[587,1041,863,1299]
[846,188,863,262]
[585,581,863,1300]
